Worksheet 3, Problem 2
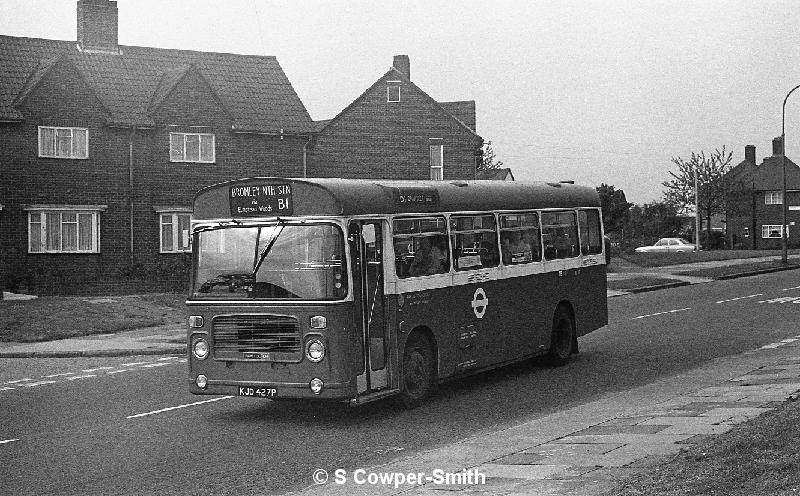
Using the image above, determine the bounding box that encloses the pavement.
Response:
[2,254,800,495]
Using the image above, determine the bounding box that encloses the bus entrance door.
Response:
[350,221,389,394]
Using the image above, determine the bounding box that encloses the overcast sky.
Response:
[2,0,800,204]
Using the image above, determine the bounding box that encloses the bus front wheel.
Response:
[398,334,436,408]
[547,306,575,366]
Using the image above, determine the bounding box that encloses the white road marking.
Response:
[716,293,763,304]
[0,387,15,392]
[120,361,149,367]
[106,369,132,375]
[0,439,20,445]
[758,296,800,304]
[632,307,691,320]
[783,285,800,291]
[82,367,114,373]
[22,380,58,387]
[157,357,181,361]
[140,362,171,368]
[4,378,33,385]
[127,396,234,419]
[43,372,75,378]
[66,374,97,381]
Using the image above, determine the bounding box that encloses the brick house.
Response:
[0,0,315,294]
[725,138,800,249]
[307,55,483,181]
[0,1,484,295]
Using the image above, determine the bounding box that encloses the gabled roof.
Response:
[475,168,515,181]
[0,34,313,132]
[439,101,476,132]
[148,64,231,121]
[726,154,800,190]
[316,66,482,142]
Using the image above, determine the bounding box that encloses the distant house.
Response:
[475,168,515,181]
[308,55,483,181]
[725,138,800,249]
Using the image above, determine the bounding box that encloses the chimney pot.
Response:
[773,136,784,156]
[393,55,410,80]
[745,144,756,163]
[77,0,119,52]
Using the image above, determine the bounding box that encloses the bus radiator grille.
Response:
[212,315,302,360]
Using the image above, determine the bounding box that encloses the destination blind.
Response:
[229,183,293,216]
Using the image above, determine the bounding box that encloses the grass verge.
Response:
[618,249,800,268]
[607,276,684,291]
[0,293,186,342]
[606,400,800,496]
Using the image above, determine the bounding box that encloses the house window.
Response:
[27,206,103,253]
[765,191,783,205]
[170,132,215,163]
[38,126,88,159]
[159,212,192,253]
[387,82,401,103]
[430,143,443,180]
[762,225,784,238]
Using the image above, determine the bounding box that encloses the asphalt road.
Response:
[1,270,799,495]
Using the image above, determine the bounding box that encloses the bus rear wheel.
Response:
[398,334,436,408]
[547,306,575,366]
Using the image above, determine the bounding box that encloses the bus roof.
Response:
[192,177,601,220]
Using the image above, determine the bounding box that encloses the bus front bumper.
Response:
[189,378,356,401]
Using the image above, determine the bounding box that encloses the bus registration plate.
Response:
[238,386,277,398]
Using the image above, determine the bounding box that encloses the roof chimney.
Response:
[744,144,756,163]
[77,0,119,53]
[773,136,784,156]
[393,55,410,80]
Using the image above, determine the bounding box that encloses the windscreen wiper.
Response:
[252,220,285,276]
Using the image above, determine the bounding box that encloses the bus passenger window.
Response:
[393,216,449,278]
[541,211,579,260]
[578,209,603,255]
[499,213,541,265]
[450,214,499,271]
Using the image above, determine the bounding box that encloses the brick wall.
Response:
[308,75,481,180]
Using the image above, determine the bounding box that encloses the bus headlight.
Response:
[305,339,326,363]
[196,374,208,389]
[309,378,324,394]
[193,337,209,360]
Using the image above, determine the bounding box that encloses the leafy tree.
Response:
[596,184,632,235]
[478,140,503,171]
[662,146,733,247]
[623,201,683,248]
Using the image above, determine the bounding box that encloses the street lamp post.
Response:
[781,84,800,264]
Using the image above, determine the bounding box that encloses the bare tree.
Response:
[662,146,733,247]
[478,140,504,171]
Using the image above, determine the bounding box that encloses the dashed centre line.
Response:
[127,396,234,419]
[0,439,20,445]
[632,307,691,320]
[716,294,763,304]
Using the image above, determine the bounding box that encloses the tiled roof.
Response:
[439,101,476,131]
[475,168,515,181]
[0,34,313,132]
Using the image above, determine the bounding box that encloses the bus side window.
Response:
[499,213,541,265]
[392,216,448,278]
[541,211,579,259]
[578,209,603,255]
[450,214,499,271]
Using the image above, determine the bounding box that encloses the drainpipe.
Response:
[128,128,136,262]
[302,135,313,178]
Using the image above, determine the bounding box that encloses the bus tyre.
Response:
[398,334,436,408]
[547,306,575,366]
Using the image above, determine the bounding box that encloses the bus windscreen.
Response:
[192,223,347,300]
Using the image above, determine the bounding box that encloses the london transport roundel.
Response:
[472,287,488,319]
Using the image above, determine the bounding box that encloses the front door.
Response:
[350,220,388,393]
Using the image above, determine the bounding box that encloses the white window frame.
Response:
[387,81,401,103]
[762,224,784,239]
[38,126,89,159]
[158,210,192,253]
[169,132,215,163]
[429,142,444,181]
[25,205,105,253]
[765,191,783,205]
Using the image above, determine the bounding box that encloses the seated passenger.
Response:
[409,237,447,276]
[502,231,531,264]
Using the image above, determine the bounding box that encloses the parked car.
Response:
[634,238,696,253]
